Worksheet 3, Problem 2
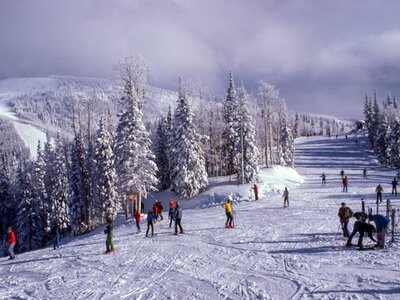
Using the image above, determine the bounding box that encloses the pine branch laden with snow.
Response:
[114,56,158,204]
[170,79,208,198]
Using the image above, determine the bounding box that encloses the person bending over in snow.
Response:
[346,213,376,248]
[222,197,234,228]
[104,216,115,254]
[282,187,289,207]
[174,202,183,235]
[134,209,141,233]
[369,213,390,249]
[146,210,156,237]
[338,202,353,238]
[6,226,16,260]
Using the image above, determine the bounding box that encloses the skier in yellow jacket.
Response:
[222,197,234,228]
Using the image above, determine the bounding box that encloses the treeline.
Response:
[364,91,400,167]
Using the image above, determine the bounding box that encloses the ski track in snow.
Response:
[1,132,400,299]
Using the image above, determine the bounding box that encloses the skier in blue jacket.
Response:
[369,214,390,248]
[146,210,156,237]
[173,203,183,235]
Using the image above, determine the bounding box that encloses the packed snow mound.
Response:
[143,166,304,211]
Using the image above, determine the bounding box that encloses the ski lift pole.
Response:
[386,199,391,219]
[391,209,396,243]
[361,199,365,214]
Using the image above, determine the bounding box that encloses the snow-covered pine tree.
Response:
[222,72,239,176]
[154,118,170,190]
[114,56,158,213]
[375,115,390,165]
[170,78,208,198]
[293,113,300,138]
[51,133,70,233]
[371,92,380,147]
[234,86,260,183]
[0,157,14,237]
[364,95,375,148]
[68,132,88,235]
[94,117,119,223]
[16,164,34,252]
[280,112,295,166]
[31,141,47,248]
[388,118,400,168]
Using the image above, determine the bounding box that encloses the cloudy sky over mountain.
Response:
[1,0,400,117]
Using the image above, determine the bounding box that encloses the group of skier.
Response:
[338,202,390,249]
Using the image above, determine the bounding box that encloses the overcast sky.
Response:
[1,0,400,118]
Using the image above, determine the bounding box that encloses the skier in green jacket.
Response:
[105,216,115,254]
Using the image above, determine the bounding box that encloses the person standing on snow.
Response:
[156,201,164,220]
[168,203,175,228]
[104,216,115,254]
[342,176,348,192]
[146,210,156,237]
[251,184,259,200]
[6,226,16,260]
[152,201,159,221]
[369,214,390,248]
[222,197,234,228]
[134,209,141,233]
[282,187,289,207]
[174,203,183,235]
[340,170,345,179]
[338,202,353,238]
[363,168,367,178]
[320,173,326,186]
[51,226,60,250]
[375,184,383,203]
[391,177,398,195]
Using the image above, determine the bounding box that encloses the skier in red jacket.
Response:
[251,184,259,200]
[6,226,16,260]
[134,210,141,233]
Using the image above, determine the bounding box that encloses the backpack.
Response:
[344,207,352,219]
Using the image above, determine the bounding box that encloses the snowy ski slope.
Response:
[1,132,399,299]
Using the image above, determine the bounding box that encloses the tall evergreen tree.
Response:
[375,115,390,165]
[280,112,295,167]
[170,79,208,198]
[51,133,70,233]
[222,72,239,175]
[31,141,47,248]
[16,164,33,252]
[388,118,400,168]
[68,132,89,235]
[94,117,119,223]
[234,86,260,183]
[293,113,300,138]
[114,56,158,209]
[0,157,13,237]
[154,118,170,190]
[364,95,375,148]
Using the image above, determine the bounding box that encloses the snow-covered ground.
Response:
[1,132,400,299]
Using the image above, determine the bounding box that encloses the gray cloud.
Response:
[1,0,400,118]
